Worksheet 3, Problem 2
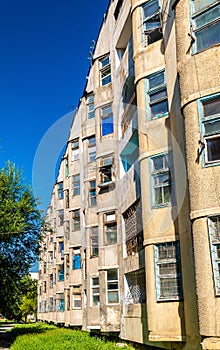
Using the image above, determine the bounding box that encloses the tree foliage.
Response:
[0,162,42,319]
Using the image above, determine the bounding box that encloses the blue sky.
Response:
[0,0,108,211]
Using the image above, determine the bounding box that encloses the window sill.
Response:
[98,181,114,188]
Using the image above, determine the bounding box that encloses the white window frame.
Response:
[87,93,95,119]
[90,276,100,307]
[100,55,111,86]
[71,139,80,161]
[72,286,82,309]
[208,215,220,295]
[106,269,119,304]
[104,212,117,245]
[101,105,114,137]
[150,153,172,207]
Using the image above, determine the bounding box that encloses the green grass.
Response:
[9,323,134,350]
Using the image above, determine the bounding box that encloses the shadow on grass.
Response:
[7,323,55,342]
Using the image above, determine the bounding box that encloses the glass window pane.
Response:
[196,20,220,52]
[149,72,165,89]
[150,89,167,102]
[194,5,220,28]
[153,156,164,170]
[203,98,220,117]
[193,0,218,14]
[102,115,114,136]
[144,15,161,31]
[204,119,220,135]
[101,56,109,67]
[151,99,168,118]
[143,0,159,19]
[93,277,99,286]
[107,269,118,281]
[108,291,119,303]
[206,136,220,162]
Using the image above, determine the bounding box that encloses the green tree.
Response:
[19,276,38,322]
[0,162,42,320]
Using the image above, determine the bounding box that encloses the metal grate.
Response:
[125,269,146,304]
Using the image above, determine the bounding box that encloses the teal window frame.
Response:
[191,1,220,53]
[57,298,65,312]
[145,70,168,120]
[208,215,220,295]
[198,93,220,166]
[154,241,183,301]
[141,0,162,45]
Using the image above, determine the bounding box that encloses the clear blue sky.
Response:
[0,0,108,211]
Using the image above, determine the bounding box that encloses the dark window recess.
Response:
[114,0,124,20]
[123,200,143,255]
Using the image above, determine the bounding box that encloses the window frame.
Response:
[141,0,163,46]
[104,212,117,245]
[150,153,172,208]
[198,94,220,166]
[101,105,114,137]
[154,241,183,301]
[87,93,95,119]
[72,209,80,231]
[58,209,64,227]
[91,276,100,307]
[191,1,220,53]
[145,70,168,120]
[208,215,220,295]
[89,180,97,207]
[57,182,64,199]
[72,248,81,270]
[73,174,80,196]
[72,286,82,309]
[71,139,80,161]
[100,55,111,86]
[88,135,96,163]
[106,269,119,304]
[90,226,99,257]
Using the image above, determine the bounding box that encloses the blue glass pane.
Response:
[151,99,168,118]
[144,15,161,30]
[196,21,220,52]
[102,74,111,86]
[193,0,218,13]
[88,111,95,119]
[73,254,81,269]
[143,0,159,19]
[150,89,167,102]
[195,5,220,28]
[149,71,165,89]
[102,115,114,136]
[101,56,109,67]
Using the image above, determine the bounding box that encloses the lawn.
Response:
[8,323,135,350]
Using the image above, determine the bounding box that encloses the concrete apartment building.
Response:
[38,0,220,349]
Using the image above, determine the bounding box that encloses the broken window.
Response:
[72,248,81,270]
[146,70,168,119]
[125,269,146,304]
[150,153,172,207]
[154,242,182,301]
[72,286,82,309]
[71,139,79,161]
[100,55,111,86]
[90,226,98,257]
[123,200,143,255]
[87,93,95,119]
[200,96,220,164]
[104,212,117,245]
[57,182,64,199]
[73,174,80,196]
[98,157,114,187]
[58,209,64,226]
[101,105,114,136]
[142,0,162,45]
[72,209,80,231]
[208,215,220,295]
[91,276,100,307]
[107,269,119,304]
[191,1,220,52]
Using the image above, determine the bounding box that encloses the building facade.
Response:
[38,1,220,349]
